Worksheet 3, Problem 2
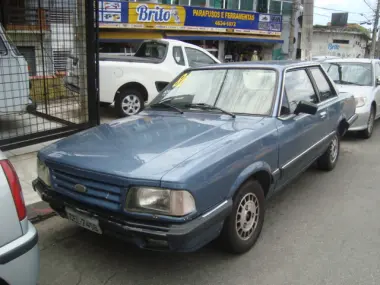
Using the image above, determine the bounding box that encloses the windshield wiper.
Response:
[186,103,236,118]
[150,100,184,114]
[334,80,364,86]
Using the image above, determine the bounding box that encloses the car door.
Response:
[275,68,324,187]
[308,66,340,143]
[373,62,380,118]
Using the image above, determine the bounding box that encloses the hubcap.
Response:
[368,111,374,134]
[235,193,259,240]
[329,136,339,163]
[122,95,141,115]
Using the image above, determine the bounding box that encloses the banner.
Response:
[98,1,282,36]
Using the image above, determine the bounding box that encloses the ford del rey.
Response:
[33,61,357,254]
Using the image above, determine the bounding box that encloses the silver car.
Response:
[0,151,39,285]
[322,58,380,139]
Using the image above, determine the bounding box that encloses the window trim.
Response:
[282,67,319,114]
[277,64,340,118]
[185,47,217,67]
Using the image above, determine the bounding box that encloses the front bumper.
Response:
[348,108,370,131]
[33,179,232,252]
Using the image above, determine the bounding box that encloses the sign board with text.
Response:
[98,1,282,36]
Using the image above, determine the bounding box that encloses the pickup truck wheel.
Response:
[317,133,340,171]
[116,89,144,117]
[359,107,375,139]
[220,180,265,254]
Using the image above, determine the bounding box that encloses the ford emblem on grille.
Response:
[74,184,87,193]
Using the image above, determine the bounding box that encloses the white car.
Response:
[0,24,33,115]
[322,58,380,138]
[0,151,39,285]
[65,39,220,117]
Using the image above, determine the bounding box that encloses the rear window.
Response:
[134,42,167,60]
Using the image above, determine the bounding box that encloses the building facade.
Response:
[99,0,285,61]
[312,26,370,59]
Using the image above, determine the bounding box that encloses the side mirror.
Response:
[294,100,318,116]
[376,76,380,86]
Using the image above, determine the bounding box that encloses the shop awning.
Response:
[164,32,283,44]
[99,31,163,42]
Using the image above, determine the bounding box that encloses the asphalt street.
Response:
[36,122,380,285]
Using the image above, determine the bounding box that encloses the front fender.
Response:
[227,161,273,198]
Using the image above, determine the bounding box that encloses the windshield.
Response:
[134,42,167,59]
[149,68,277,116]
[323,62,372,86]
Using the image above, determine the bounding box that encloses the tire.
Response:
[359,106,375,139]
[219,180,265,254]
[115,89,144,117]
[317,133,340,171]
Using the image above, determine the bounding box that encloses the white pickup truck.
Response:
[65,39,220,117]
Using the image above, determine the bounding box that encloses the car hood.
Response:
[336,85,373,98]
[39,112,264,181]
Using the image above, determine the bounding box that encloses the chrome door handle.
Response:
[320,111,327,118]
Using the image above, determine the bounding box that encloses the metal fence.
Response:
[0,0,99,151]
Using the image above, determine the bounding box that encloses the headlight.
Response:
[37,158,51,186]
[355,97,367,108]
[125,187,196,217]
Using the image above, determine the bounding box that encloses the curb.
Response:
[27,200,56,224]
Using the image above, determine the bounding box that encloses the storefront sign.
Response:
[98,1,282,36]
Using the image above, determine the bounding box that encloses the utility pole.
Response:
[300,0,314,61]
[288,0,300,60]
[370,0,380,59]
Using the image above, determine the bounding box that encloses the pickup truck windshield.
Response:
[134,42,167,60]
[322,62,372,86]
[149,68,277,116]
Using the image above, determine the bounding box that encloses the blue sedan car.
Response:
[33,61,357,254]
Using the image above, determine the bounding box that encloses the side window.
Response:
[375,63,380,78]
[0,35,7,55]
[172,46,185,66]
[185,47,216,67]
[284,69,318,113]
[280,91,291,116]
[309,67,336,101]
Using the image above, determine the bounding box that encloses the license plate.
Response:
[66,208,102,234]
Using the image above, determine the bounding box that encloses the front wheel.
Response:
[317,133,340,171]
[115,89,144,117]
[219,180,265,254]
[359,107,375,139]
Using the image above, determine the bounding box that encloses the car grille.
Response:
[50,168,122,211]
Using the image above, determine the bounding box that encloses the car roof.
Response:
[323,58,378,64]
[192,60,321,71]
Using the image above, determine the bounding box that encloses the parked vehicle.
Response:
[34,61,357,254]
[65,39,220,117]
[0,151,39,284]
[0,24,34,115]
[312,55,341,62]
[322,58,380,138]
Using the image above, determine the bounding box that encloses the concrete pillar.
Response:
[218,40,225,62]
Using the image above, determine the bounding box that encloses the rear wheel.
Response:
[317,133,340,171]
[115,89,144,117]
[219,180,265,254]
[359,106,375,139]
